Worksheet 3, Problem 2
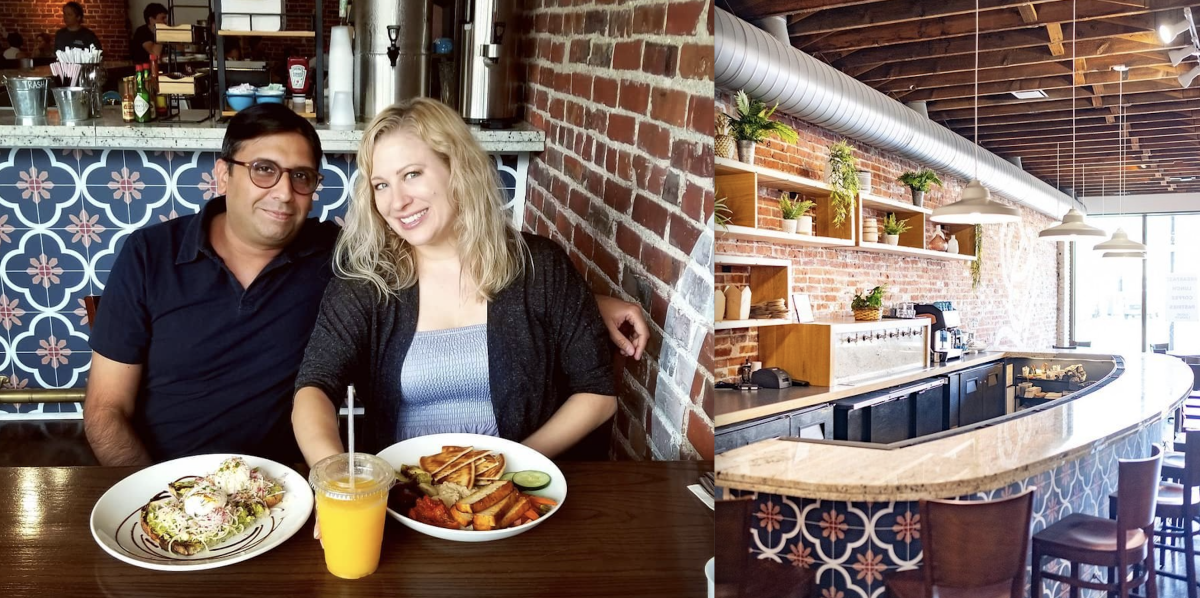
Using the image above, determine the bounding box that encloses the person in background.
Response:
[131,3,168,64]
[292,98,620,466]
[31,33,54,59]
[3,33,23,60]
[55,2,102,53]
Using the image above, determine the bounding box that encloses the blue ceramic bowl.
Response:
[255,93,284,105]
[226,93,255,112]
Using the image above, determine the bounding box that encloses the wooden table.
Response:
[0,461,712,597]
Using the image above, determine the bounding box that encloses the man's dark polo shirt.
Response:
[89,197,339,463]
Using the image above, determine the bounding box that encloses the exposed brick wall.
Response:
[520,0,715,460]
[714,91,1059,382]
[0,0,131,61]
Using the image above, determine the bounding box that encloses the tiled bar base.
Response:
[0,147,527,417]
[728,422,1161,598]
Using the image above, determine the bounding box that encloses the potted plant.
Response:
[825,140,858,228]
[728,90,799,164]
[851,286,886,321]
[779,192,815,235]
[857,168,872,194]
[897,168,943,207]
[714,195,733,230]
[715,114,737,160]
[881,213,911,246]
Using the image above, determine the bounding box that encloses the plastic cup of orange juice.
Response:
[309,453,395,579]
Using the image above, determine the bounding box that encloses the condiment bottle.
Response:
[121,76,135,123]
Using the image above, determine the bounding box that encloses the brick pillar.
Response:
[520,0,714,460]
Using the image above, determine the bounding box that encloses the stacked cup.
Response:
[862,217,879,243]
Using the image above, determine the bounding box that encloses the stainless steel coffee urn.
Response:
[459,0,521,127]
[354,0,431,119]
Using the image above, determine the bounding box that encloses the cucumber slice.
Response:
[500,472,516,482]
[511,470,551,491]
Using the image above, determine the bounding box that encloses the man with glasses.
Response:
[83,104,647,466]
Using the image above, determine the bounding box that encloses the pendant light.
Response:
[1039,0,1107,243]
[931,0,1020,225]
[1093,66,1146,257]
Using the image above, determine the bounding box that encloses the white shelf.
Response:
[714,157,831,196]
[857,242,976,261]
[717,224,855,248]
[860,193,932,215]
[715,318,795,331]
[714,254,792,268]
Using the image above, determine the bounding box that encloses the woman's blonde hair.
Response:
[334,97,526,300]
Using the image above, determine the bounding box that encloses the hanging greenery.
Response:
[971,224,983,288]
[827,140,858,227]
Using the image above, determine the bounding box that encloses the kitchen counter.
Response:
[716,350,1006,427]
[716,351,1192,501]
[0,107,546,153]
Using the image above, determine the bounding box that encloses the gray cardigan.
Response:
[295,233,615,454]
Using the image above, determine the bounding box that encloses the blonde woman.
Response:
[292,98,620,465]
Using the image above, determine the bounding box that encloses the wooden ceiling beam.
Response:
[976,111,1200,137]
[930,87,1200,120]
[835,18,1158,70]
[876,52,1170,93]
[1047,22,1066,56]
[787,0,1059,36]
[942,101,1200,128]
[857,35,1175,84]
[791,0,1194,54]
[982,130,1200,150]
[722,0,890,20]
[925,75,1183,112]
[1018,3,1038,23]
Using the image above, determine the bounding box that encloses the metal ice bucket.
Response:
[52,87,91,122]
[3,76,52,118]
[74,64,105,118]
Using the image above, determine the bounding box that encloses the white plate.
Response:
[90,454,313,571]
[376,433,566,543]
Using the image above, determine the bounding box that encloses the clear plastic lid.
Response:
[308,452,396,501]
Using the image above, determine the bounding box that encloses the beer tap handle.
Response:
[387,25,401,67]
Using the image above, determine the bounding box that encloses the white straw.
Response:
[347,385,355,491]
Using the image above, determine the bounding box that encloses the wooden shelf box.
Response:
[713,157,856,245]
[759,319,931,387]
[714,255,793,328]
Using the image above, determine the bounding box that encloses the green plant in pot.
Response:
[779,192,816,235]
[728,90,798,164]
[881,213,911,246]
[826,139,858,229]
[713,195,732,230]
[851,285,886,321]
[897,168,943,207]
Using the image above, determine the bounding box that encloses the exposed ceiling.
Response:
[719,0,1200,197]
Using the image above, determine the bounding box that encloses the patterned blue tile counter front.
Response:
[716,353,1192,597]
[0,143,532,420]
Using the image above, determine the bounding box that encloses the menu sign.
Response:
[1166,274,1199,321]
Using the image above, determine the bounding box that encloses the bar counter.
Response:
[717,352,1190,501]
[715,352,1191,594]
[0,108,546,153]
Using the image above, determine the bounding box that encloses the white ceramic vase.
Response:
[798,215,813,235]
[782,219,799,234]
[884,234,899,246]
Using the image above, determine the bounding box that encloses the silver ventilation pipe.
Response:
[905,101,929,118]
[753,16,789,44]
[715,7,1082,218]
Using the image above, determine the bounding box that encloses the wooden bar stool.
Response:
[716,497,814,598]
[884,489,1034,598]
[1147,429,1200,597]
[1032,445,1162,598]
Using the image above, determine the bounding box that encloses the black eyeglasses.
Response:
[226,159,323,195]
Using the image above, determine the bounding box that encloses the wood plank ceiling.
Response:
[720,0,1200,197]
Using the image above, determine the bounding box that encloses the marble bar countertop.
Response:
[716,352,1193,502]
[0,107,546,153]
[716,351,1007,427]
